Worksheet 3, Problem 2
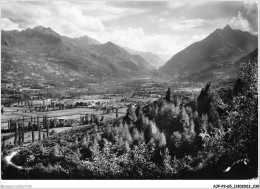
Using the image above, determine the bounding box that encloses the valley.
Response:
[1,22,258,181]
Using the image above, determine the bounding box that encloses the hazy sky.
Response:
[1,0,258,60]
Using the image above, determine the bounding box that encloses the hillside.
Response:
[91,42,154,71]
[124,47,165,69]
[159,25,258,82]
[1,26,155,88]
[234,48,258,67]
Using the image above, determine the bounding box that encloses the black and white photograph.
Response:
[1,0,259,188]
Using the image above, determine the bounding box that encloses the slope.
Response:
[159,25,258,82]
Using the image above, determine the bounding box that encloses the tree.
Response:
[132,127,143,145]
[197,83,211,117]
[158,132,167,149]
[165,87,172,103]
[14,122,17,145]
[91,136,99,157]
[144,121,159,144]
[135,103,143,118]
[168,131,182,157]
[177,106,190,133]
[223,58,258,178]
[18,122,21,144]
[45,117,49,137]
[49,145,59,163]
[21,122,24,143]
[197,83,221,127]
[233,78,244,96]
[32,125,35,142]
[38,126,41,140]
[124,105,137,124]
[116,108,118,118]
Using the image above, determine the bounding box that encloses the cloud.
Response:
[1,1,105,37]
[1,1,256,58]
[1,18,21,31]
[230,11,250,32]
[229,1,258,34]
[169,18,209,31]
[243,1,258,32]
[107,1,169,10]
[89,26,207,56]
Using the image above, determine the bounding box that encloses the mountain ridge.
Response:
[159,25,258,82]
[124,47,165,69]
[1,26,155,88]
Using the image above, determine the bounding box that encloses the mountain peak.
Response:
[159,25,257,82]
[76,35,101,45]
[104,41,118,48]
[106,41,114,45]
[30,26,60,37]
[223,25,232,31]
[33,25,48,30]
[80,35,90,39]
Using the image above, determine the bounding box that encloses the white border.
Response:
[1,180,260,189]
[1,0,259,188]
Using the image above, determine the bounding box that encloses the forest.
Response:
[1,57,258,179]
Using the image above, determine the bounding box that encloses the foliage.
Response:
[2,57,258,179]
[165,87,172,102]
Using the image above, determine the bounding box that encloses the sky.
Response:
[1,0,258,60]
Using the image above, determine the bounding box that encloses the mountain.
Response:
[159,25,258,82]
[76,35,101,45]
[1,26,155,88]
[124,47,165,69]
[234,48,258,67]
[91,41,154,71]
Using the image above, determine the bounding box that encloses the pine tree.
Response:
[169,131,182,157]
[125,105,137,124]
[46,117,49,137]
[32,125,35,142]
[189,118,195,134]
[21,122,24,143]
[201,114,208,133]
[135,103,143,118]
[197,83,211,117]
[18,122,21,144]
[174,97,181,108]
[38,125,41,140]
[165,87,172,103]
[14,122,17,145]
[158,132,167,149]
[144,121,159,143]
[148,138,156,150]
[91,136,99,156]
[2,137,5,151]
[132,127,142,145]
[178,106,190,132]
[123,141,130,152]
[75,135,78,144]
[116,108,118,118]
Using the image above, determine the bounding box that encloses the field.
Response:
[1,95,159,148]
[1,107,127,127]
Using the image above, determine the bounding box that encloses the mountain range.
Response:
[124,47,165,69]
[1,26,156,88]
[1,25,258,88]
[159,25,258,82]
